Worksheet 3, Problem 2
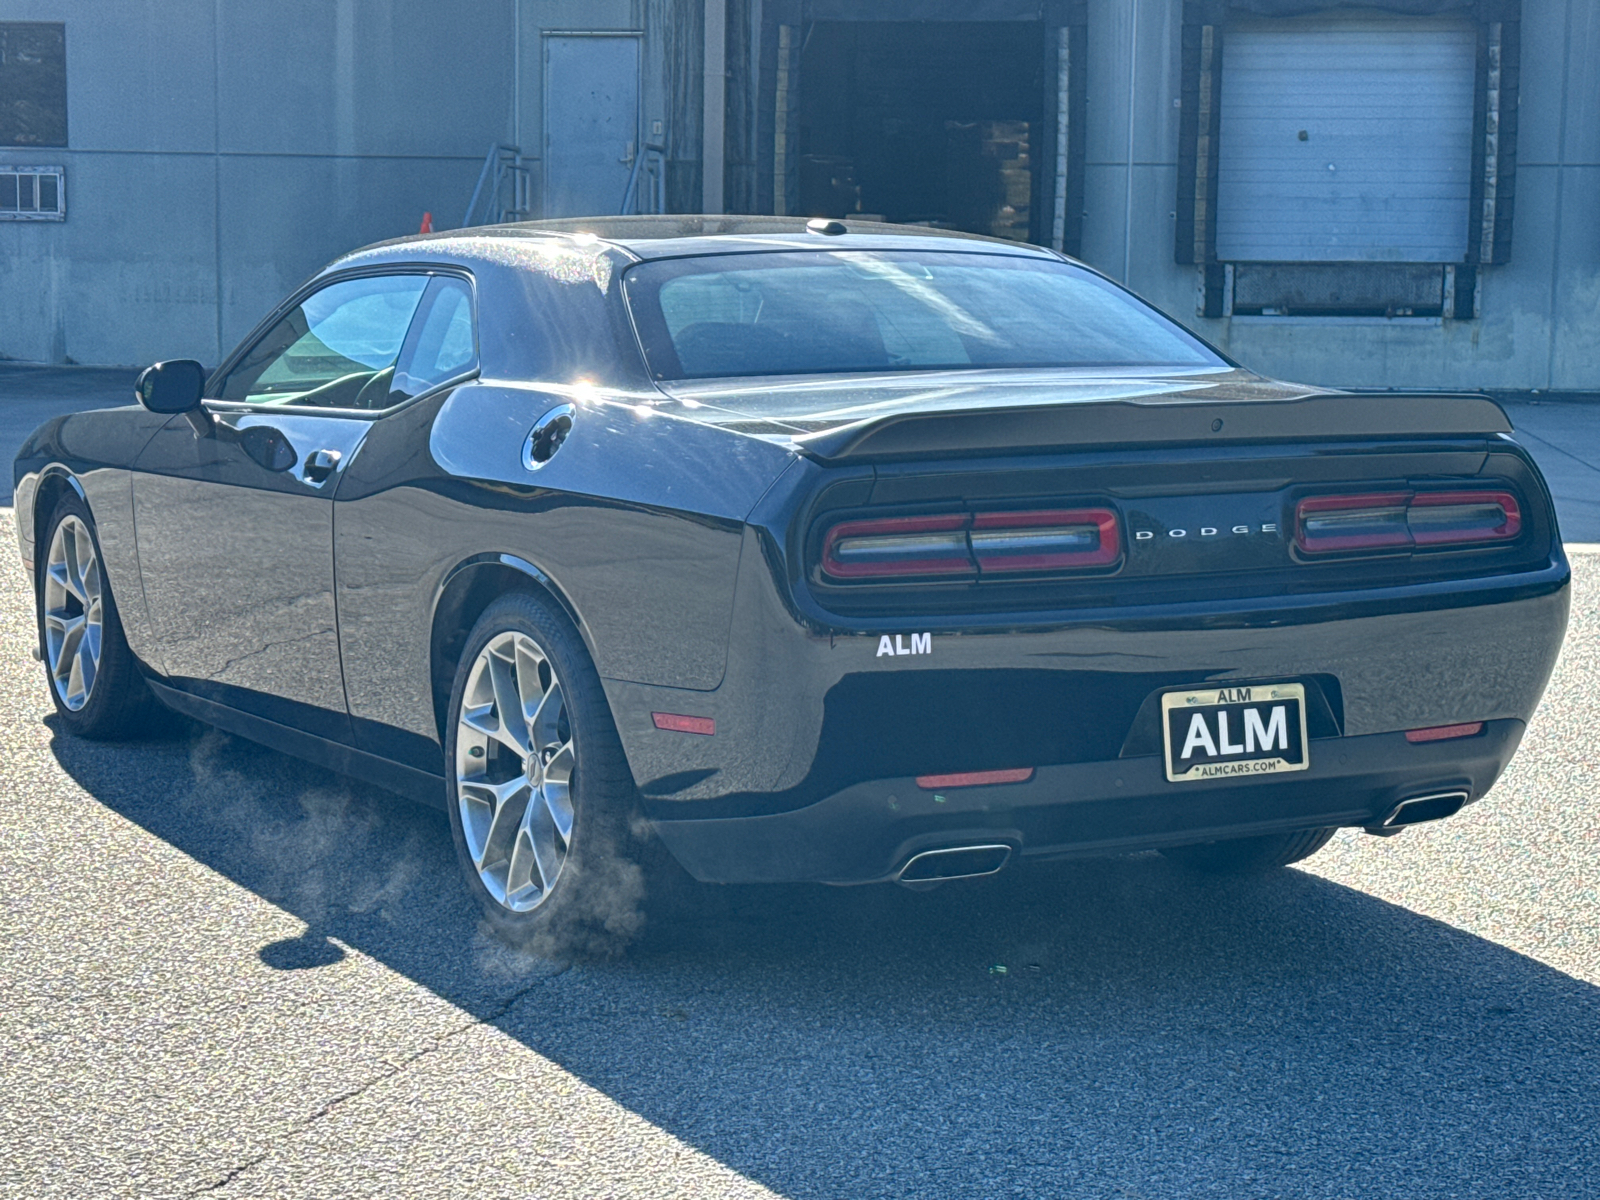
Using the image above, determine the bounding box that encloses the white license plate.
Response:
[1161,682,1311,783]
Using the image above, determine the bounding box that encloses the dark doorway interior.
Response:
[797,21,1045,242]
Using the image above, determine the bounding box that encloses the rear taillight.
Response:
[821,514,974,579]
[821,508,1120,582]
[1295,490,1521,555]
[1407,491,1522,546]
[970,509,1120,573]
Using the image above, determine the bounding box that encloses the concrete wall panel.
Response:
[71,0,218,154]
[0,152,217,366]
[0,0,216,153]
[1512,2,1564,166]
[217,1,513,158]
[1078,162,1128,279]
[215,154,483,351]
[1548,166,1600,390]
[1085,0,1133,170]
[1558,2,1600,165]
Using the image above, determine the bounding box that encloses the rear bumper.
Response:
[649,720,1524,884]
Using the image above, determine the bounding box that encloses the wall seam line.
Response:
[1544,0,1575,391]
[212,0,223,364]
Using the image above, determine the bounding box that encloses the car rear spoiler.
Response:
[791,393,1513,463]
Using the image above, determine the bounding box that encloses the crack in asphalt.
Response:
[186,964,572,1197]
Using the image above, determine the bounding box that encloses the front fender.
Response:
[14,405,171,671]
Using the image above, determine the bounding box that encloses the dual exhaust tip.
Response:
[1370,789,1470,833]
[896,790,1470,882]
[897,843,1012,886]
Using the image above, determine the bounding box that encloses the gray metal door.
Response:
[1215,18,1477,263]
[543,34,640,218]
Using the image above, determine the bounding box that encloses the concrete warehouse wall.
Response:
[4,0,1600,393]
[1079,0,1600,392]
[0,0,524,366]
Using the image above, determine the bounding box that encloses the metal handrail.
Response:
[463,144,533,227]
[620,142,667,215]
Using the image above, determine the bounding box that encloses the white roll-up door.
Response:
[1215,18,1478,263]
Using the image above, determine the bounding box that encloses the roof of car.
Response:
[347,215,1062,264]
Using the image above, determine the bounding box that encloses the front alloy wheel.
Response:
[43,514,103,711]
[37,495,155,739]
[454,630,577,913]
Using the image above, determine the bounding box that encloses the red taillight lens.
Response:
[821,514,974,579]
[1295,490,1522,555]
[970,509,1120,572]
[821,508,1120,581]
[1407,491,1522,546]
[1296,492,1414,553]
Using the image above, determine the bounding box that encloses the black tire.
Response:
[443,591,646,955]
[37,493,157,740]
[1160,826,1337,874]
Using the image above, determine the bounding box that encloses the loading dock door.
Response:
[797,22,1043,242]
[543,34,639,219]
[1215,19,1477,262]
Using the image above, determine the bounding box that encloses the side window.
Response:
[391,276,478,402]
[219,274,428,408]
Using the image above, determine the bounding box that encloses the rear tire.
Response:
[1160,827,1337,874]
[37,494,157,740]
[443,591,646,955]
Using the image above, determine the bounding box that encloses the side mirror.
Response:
[135,360,206,415]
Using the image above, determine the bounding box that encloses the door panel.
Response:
[131,412,370,739]
[543,34,639,218]
[129,270,442,738]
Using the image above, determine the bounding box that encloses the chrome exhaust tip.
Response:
[1374,790,1470,830]
[896,844,1013,886]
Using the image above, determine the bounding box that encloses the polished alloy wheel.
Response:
[43,515,104,712]
[455,630,577,912]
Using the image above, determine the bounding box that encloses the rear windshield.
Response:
[622,250,1225,380]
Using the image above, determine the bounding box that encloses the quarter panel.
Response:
[333,381,795,770]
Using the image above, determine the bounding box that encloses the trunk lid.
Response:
[654,367,1512,461]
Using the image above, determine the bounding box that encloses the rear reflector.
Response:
[1404,722,1484,743]
[915,767,1035,789]
[822,508,1119,581]
[652,712,715,735]
[1296,490,1521,555]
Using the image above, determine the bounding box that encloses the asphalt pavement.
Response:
[2,367,1598,1198]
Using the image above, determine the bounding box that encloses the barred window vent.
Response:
[0,167,64,219]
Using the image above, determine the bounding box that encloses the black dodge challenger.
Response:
[15,216,1570,942]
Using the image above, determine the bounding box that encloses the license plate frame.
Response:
[1161,682,1311,783]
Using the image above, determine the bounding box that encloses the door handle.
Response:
[304,448,342,482]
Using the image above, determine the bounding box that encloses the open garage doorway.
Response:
[795,22,1046,242]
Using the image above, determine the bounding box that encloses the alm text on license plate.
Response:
[1161,682,1311,784]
